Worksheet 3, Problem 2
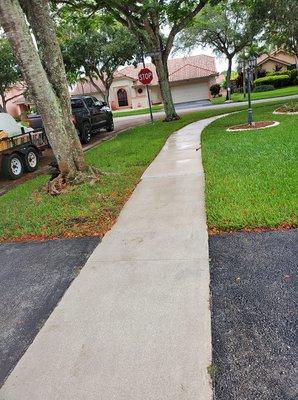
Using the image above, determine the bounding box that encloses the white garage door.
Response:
[171,81,209,104]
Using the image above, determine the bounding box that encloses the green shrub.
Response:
[266,69,291,76]
[289,69,298,84]
[210,83,221,97]
[253,84,275,92]
[254,75,290,88]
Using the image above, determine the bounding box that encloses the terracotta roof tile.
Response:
[71,54,217,95]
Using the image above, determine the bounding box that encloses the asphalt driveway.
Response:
[209,229,297,400]
[0,237,99,387]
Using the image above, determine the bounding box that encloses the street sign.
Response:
[138,68,153,85]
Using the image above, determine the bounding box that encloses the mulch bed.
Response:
[227,120,278,131]
[273,106,298,115]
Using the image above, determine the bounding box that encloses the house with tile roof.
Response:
[257,49,296,73]
[71,55,218,110]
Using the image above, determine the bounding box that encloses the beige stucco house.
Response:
[72,55,218,110]
[257,49,297,72]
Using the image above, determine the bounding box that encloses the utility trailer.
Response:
[0,113,48,180]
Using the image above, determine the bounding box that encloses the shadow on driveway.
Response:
[0,237,99,387]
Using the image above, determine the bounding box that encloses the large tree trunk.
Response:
[0,0,89,187]
[153,54,179,121]
[225,57,233,101]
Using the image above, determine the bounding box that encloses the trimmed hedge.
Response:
[266,69,291,76]
[254,74,290,88]
[253,84,275,92]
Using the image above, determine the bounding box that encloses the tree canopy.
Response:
[176,0,262,99]
[60,18,138,102]
[55,0,220,120]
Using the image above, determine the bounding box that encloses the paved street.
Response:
[0,116,225,400]
[210,229,298,400]
[0,237,99,387]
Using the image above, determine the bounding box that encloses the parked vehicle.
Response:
[71,96,114,144]
[26,96,114,144]
[0,112,48,180]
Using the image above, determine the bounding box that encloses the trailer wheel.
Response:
[2,153,24,180]
[24,147,39,172]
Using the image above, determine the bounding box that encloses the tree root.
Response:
[46,163,102,195]
[163,115,181,122]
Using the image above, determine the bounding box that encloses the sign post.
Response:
[138,63,154,122]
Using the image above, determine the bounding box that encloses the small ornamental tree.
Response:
[61,23,138,104]
[0,36,22,112]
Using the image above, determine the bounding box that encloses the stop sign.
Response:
[138,68,153,85]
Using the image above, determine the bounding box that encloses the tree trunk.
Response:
[153,55,179,121]
[225,57,233,101]
[0,0,89,186]
[0,93,7,112]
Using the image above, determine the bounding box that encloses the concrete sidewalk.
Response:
[1,116,223,400]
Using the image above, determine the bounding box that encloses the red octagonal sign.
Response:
[138,68,153,85]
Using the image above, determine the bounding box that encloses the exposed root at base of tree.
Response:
[46,165,102,195]
[163,115,181,122]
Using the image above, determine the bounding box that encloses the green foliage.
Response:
[58,14,138,95]
[253,84,275,92]
[210,84,221,97]
[266,70,291,77]
[176,1,261,58]
[250,0,298,57]
[254,75,290,88]
[289,69,298,85]
[0,35,21,99]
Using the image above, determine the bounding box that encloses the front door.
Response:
[117,89,128,107]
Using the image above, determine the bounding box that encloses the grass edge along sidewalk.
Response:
[0,100,296,242]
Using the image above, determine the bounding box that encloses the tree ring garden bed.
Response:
[273,104,298,115]
[226,121,280,132]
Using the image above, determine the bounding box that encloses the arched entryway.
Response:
[117,88,128,107]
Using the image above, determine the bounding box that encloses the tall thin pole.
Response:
[247,69,253,124]
[243,61,246,99]
[142,54,153,123]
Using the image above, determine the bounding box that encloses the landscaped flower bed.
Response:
[273,102,298,115]
[226,121,279,131]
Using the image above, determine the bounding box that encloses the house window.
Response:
[117,88,128,107]
[137,88,143,94]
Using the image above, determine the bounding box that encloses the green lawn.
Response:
[211,85,298,105]
[202,106,297,232]
[113,104,164,118]
[0,100,296,241]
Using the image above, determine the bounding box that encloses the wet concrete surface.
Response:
[0,237,100,387]
[209,229,298,400]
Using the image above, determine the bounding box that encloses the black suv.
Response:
[27,95,114,145]
[71,95,114,144]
